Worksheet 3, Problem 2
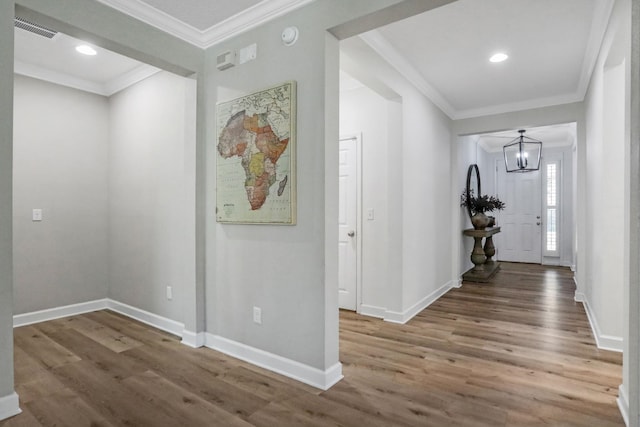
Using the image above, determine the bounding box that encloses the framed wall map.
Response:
[216,81,297,224]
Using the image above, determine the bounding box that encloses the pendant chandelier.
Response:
[503,129,542,173]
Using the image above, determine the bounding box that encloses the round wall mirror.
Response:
[466,164,481,220]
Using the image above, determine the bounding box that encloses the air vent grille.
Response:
[14,17,58,39]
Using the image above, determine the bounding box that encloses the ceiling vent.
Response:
[14,17,58,39]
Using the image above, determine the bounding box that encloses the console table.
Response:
[462,226,501,282]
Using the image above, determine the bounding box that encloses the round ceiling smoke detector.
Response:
[281,26,299,46]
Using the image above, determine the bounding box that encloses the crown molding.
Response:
[15,60,107,95]
[96,0,315,49]
[104,64,161,95]
[15,59,160,96]
[452,92,585,121]
[359,30,456,119]
[576,0,615,101]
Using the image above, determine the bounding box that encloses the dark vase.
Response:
[487,216,496,227]
[471,212,490,230]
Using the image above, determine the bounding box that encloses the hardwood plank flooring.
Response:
[1,263,623,426]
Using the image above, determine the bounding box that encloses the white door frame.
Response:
[339,133,363,313]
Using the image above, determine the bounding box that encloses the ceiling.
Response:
[476,123,576,153]
[14,26,158,96]
[14,0,613,130]
[356,0,613,120]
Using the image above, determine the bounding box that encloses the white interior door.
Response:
[338,137,357,310]
[496,160,542,263]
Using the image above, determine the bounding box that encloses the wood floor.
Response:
[2,263,623,426]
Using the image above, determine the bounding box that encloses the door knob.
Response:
[348,231,355,237]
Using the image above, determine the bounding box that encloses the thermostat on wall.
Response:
[216,50,236,71]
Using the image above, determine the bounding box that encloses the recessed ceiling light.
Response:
[76,45,97,56]
[489,53,508,63]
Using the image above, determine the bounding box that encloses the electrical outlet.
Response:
[253,306,262,324]
[32,209,43,221]
[166,286,173,300]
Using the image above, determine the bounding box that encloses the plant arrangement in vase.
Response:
[460,190,506,230]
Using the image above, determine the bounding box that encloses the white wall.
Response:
[0,1,16,415]
[203,0,456,381]
[13,75,110,314]
[108,71,196,326]
[340,36,454,322]
[339,85,392,312]
[582,0,629,352]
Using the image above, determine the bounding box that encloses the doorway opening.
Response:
[460,123,577,267]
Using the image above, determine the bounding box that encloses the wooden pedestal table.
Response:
[462,226,501,282]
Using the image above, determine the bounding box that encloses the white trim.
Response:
[106,300,184,338]
[359,280,459,323]
[15,60,161,97]
[13,299,108,327]
[14,60,106,95]
[617,384,629,426]
[103,64,161,95]
[340,133,363,313]
[359,30,456,119]
[359,304,386,319]
[13,299,187,341]
[578,296,623,352]
[96,0,315,49]
[0,393,21,422]
[181,330,206,348]
[204,333,343,390]
[574,291,585,302]
[384,279,458,324]
[453,93,585,121]
[577,0,616,103]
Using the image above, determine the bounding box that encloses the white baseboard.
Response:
[181,330,206,348]
[13,299,188,342]
[12,300,343,391]
[574,291,585,302]
[384,279,458,325]
[617,384,629,426]
[579,296,623,352]
[105,300,184,338]
[13,299,109,327]
[358,304,386,319]
[205,333,343,390]
[0,392,21,421]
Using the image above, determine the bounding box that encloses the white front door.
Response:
[496,160,542,263]
[338,137,358,310]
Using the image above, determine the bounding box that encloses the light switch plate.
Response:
[32,209,43,221]
[239,43,257,64]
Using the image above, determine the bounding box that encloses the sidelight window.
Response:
[544,161,559,256]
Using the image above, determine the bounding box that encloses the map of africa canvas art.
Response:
[216,81,297,224]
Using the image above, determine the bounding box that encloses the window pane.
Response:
[547,163,557,206]
[546,208,557,251]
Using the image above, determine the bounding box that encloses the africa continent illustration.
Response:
[217,110,289,210]
[215,82,296,224]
